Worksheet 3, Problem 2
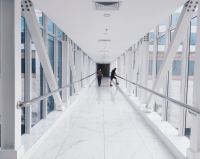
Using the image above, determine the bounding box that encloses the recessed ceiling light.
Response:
[104,14,111,17]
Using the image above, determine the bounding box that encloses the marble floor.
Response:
[30,78,176,159]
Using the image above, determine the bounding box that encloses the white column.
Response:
[0,0,24,158]
[187,4,200,159]
[24,23,32,134]
[140,35,149,104]
[62,40,69,106]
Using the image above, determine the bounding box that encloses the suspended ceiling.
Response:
[31,0,187,63]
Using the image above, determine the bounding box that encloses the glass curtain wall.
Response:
[148,42,154,99]
[47,35,54,114]
[158,21,166,34]
[34,5,43,25]
[21,17,25,135]
[31,31,43,127]
[167,30,183,129]
[155,35,165,116]
[156,35,165,75]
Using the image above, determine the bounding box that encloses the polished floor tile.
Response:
[29,78,176,159]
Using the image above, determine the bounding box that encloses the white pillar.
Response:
[0,0,24,158]
[187,4,200,159]
[140,34,149,104]
[62,40,69,106]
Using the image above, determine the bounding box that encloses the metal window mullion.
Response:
[24,22,32,134]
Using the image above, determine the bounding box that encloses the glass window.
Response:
[157,35,165,75]
[34,5,43,25]
[149,29,154,40]
[148,42,154,89]
[158,20,166,34]
[58,28,62,39]
[171,7,183,26]
[74,51,75,64]
[21,17,25,135]
[185,17,197,138]
[58,41,62,97]
[47,18,54,34]
[133,51,135,69]
[47,35,54,114]
[70,66,73,96]
[167,42,182,129]
[31,41,43,127]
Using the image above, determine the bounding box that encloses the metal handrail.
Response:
[116,75,200,116]
[17,73,96,109]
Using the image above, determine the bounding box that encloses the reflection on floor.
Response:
[30,78,176,159]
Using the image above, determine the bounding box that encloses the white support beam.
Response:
[146,3,196,109]
[187,4,200,159]
[21,1,64,111]
[0,0,24,158]
[68,38,79,94]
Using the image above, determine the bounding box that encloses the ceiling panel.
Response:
[32,0,186,63]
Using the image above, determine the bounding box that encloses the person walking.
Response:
[97,69,103,86]
[110,68,119,86]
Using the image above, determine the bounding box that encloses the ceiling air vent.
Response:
[99,39,111,42]
[93,1,122,10]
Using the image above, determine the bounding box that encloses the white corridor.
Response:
[30,78,176,159]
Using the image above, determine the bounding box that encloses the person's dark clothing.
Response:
[97,71,103,86]
[97,71,103,79]
[98,78,101,86]
[111,69,116,80]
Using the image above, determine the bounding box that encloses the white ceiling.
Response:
[32,0,186,63]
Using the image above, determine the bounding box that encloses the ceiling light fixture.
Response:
[104,14,111,17]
